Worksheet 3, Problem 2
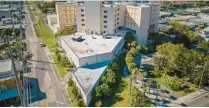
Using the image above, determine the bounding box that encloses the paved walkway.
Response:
[135,75,209,107]
[167,89,209,107]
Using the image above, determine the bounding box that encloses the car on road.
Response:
[25,51,33,59]
[40,43,46,47]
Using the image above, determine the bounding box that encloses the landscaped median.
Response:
[33,18,69,78]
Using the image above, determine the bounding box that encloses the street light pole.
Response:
[197,61,208,91]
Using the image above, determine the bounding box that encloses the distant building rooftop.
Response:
[60,32,123,58]
[0,59,22,80]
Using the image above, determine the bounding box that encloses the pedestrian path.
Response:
[167,89,209,107]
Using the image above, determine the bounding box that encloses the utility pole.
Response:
[18,1,28,106]
[197,61,208,91]
[9,4,25,107]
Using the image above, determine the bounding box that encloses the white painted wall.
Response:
[59,37,80,67]
[136,6,150,46]
[71,73,88,104]
[149,4,160,32]
[76,5,86,33]
[85,1,102,35]
[102,6,116,35]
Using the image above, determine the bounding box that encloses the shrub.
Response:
[78,99,85,107]
[95,100,102,107]
[68,78,74,86]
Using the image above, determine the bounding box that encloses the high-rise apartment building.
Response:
[76,1,160,45]
[56,2,76,30]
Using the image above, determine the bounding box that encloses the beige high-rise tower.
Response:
[56,2,76,30]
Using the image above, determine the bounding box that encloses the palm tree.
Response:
[129,68,140,107]
[156,83,161,101]
[147,78,153,94]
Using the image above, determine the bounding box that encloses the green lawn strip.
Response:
[111,77,130,107]
[52,55,68,78]
[156,77,196,97]
[37,19,57,50]
[32,10,39,16]
[67,87,78,107]
[35,18,68,77]
[97,53,128,107]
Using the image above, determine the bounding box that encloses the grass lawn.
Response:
[93,52,130,107]
[37,19,57,50]
[67,87,78,107]
[111,77,130,107]
[32,10,39,16]
[52,55,68,78]
[156,77,196,97]
[34,16,68,77]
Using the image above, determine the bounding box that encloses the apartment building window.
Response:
[118,8,119,11]
[104,25,107,28]
[82,24,85,26]
[104,10,107,13]
[81,19,85,21]
[81,9,84,12]
[104,15,107,18]
[104,21,107,23]
[103,31,106,33]
[81,14,84,17]
[117,22,119,25]
[117,13,119,16]
[117,18,119,20]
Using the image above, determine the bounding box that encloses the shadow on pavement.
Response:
[24,77,46,105]
[29,66,53,71]
[28,59,58,64]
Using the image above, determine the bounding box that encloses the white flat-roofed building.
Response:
[76,1,160,45]
[72,60,110,106]
[0,59,22,80]
[59,31,125,68]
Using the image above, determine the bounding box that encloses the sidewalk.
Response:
[135,75,209,107]
[167,89,209,107]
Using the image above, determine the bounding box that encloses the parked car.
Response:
[40,43,45,47]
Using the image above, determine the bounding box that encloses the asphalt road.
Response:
[186,93,209,107]
[23,5,71,107]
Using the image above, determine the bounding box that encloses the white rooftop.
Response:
[60,32,123,58]
[73,60,110,95]
[0,59,22,80]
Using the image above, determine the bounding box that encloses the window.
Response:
[104,10,107,13]
[117,22,119,25]
[118,8,119,11]
[81,14,84,17]
[82,24,85,26]
[81,19,85,21]
[104,15,107,18]
[103,31,106,33]
[104,25,107,28]
[81,9,84,12]
[104,21,107,23]
[117,13,119,16]
[117,18,119,20]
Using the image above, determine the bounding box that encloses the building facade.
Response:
[76,1,160,45]
[56,2,76,30]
